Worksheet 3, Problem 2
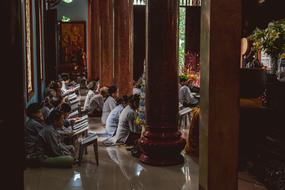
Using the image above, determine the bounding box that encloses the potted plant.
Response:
[248,19,285,75]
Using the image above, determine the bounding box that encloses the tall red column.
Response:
[139,0,186,166]
[93,0,101,80]
[114,0,133,96]
[100,0,114,86]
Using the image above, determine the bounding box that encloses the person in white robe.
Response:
[179,77,198,107]
[101,85,118,125]
[83,81,96,111]
[87,87,108,116]
[105,96,128,136]
[110,95,141,144]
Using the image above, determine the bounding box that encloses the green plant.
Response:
[249,20,285,73]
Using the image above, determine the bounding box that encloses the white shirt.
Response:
[105,104,124,135]
[88,94,104,114]
[179,85,198,105]
[133,88,142,95]
[111,105,141,144]
[101,96,117,125]
[83,90,95,111]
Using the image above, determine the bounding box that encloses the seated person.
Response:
[60,103,74,128]
[105,95,129,136]
[88,86,109,116]
[133,81,142,95]
[179,77,198,107]
[25,103,46,156]
[101,85,118,125]
[35,109,75,168]
[110,95,141,145]
[83,81,96,112]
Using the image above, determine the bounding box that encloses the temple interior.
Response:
[1,0,285,190]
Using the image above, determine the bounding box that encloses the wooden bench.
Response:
[78,134,99,165]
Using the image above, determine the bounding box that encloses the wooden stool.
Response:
[78,134,99,165]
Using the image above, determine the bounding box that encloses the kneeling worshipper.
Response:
[83,81,96,112]
[179,77,199,107]
[25,103,46,157]
[104,95,141,146]
[105,95,129,136]
[101,85,118,125]
[87,86,108,116]
[33,109,75,168]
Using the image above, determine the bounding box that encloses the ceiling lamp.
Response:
[61,16,71,22]
[63,0,73,3]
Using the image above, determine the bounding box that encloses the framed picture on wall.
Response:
[25,0,34,99]
[60,21,86,65]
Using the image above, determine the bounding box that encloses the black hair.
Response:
[49,81,60,90]
[50,96,63,108]
[128,94,140,106]
[108,85,117,95]
[26,103,43,118]
[46,109,63,125]
[116,95,129,105]
[60,103,71,113]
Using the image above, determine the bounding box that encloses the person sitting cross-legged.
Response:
[101,85,118,125]
[35,109,75,168]
[25,103,46,158]
[105,95,129,136]
[87,86,109,117]
[109,94,141,145]
[179,76,199,107]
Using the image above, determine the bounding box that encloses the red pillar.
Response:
[100,0,114,86]
[139,0,186,166]
[114,0,133,96]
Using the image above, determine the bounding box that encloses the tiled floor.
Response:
[24,91,267,190]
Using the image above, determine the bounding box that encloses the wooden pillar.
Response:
[93,0,101,80]
[1,1,24,189]
[100,0,114,87]
[199,0,241,189]
[114,0,133,96]
[87,0,93,80]
[139,0,186,166]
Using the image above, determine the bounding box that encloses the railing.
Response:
[180,0,201,7]
[133,0,201,7]
[133,0,146,5]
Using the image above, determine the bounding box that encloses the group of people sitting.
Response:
[25,77,85,168]
[82,79,143,146]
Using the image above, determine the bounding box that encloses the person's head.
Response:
[49,81,61,96]
[100,87,109,98]
[61,73,69,82]
[60,103,71,119]
[50,96,63,109]
[87,81,96,91]
[46,109,64,128]
[179,75,188,85]
[117,95,129,107]
[128,94,140,110]
[108,85,118,98]
[26,103,44,123]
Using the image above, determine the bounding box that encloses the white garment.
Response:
[83,90,95,111]
[88,94,104,114]
[105,104,124,135]
[133,88,142,95]
[179,85,198,105]
[101,96,117,125]
[111,105,141,144]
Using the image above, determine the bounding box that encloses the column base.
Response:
[139,130,186,166]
